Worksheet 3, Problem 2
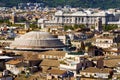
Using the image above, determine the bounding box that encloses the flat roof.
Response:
[0,56,13,59]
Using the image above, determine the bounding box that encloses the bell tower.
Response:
[95,17,102,32]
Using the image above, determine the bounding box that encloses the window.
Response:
[105,41,108,43]
[82,17,84,22]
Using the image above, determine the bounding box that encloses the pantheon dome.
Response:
[9,31,65,50]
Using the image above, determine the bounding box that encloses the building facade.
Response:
[38,10,120,28]
[93,32,120,48]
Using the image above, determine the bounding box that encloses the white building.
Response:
[60,59,82,76]
[38,9,120,28]
[79,67,113,79]
[5,60,24,75]
[60,57,93,76]
[93,32,120,48]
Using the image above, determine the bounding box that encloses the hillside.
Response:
[1,0,120,9]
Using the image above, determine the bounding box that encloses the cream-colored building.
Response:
[38,10,120,28]
[79,67,113,79]
[93,32,120,48]
[38,50,67,60]
[5,60,24,75]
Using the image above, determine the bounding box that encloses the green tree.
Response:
[1,0,120,9]
[63,25,74,31]
[63,24,86,31]
[103,24,118,31]
[73,24,86,30]
[29,23,39,30]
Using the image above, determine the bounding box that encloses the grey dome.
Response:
[10,31,65,50]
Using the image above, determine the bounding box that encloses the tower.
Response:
[95,17,102,32]
[11,12,17,24]
[24,22,30,30]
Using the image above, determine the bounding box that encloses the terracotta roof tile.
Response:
[6,60,22,65]
[39,50,66,57]
[40,59,60,67]
[81,67,112,73]
[104,59,120,67]
[48,69,67,75]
